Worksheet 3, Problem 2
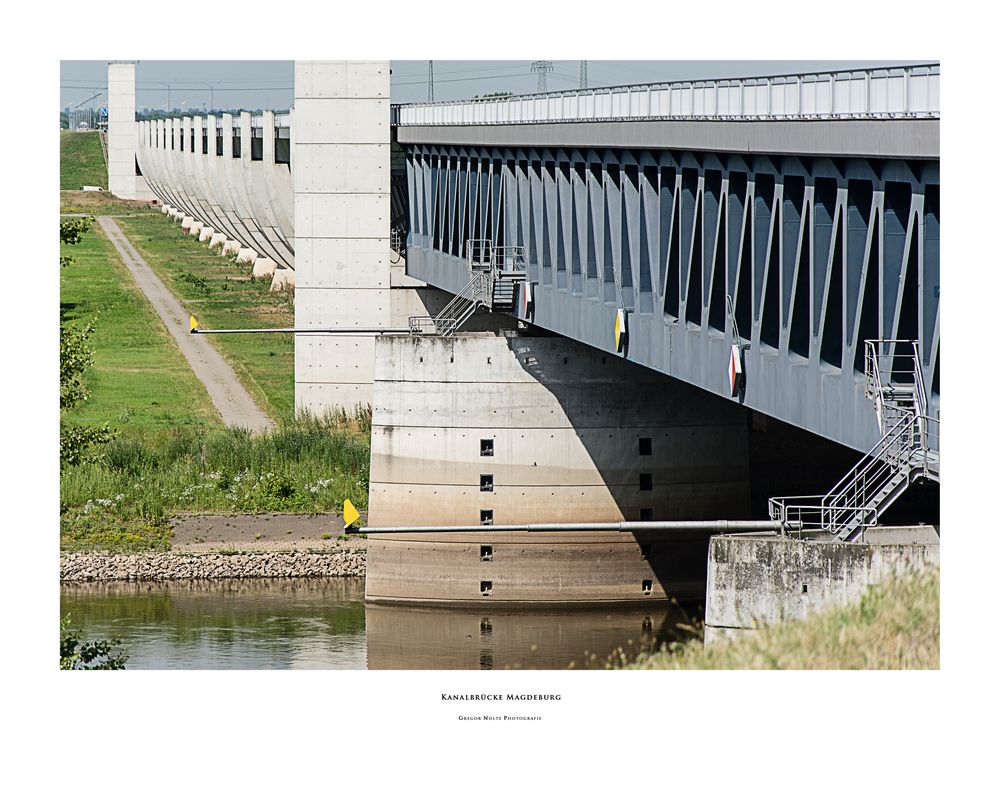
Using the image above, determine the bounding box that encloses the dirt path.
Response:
[169,512,366,553]
[97,216,275,432]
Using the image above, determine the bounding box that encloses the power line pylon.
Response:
[531,61,553,92]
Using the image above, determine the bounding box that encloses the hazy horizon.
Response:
[60,59,925,112]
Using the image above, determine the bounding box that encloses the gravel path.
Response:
[97,215,274,432]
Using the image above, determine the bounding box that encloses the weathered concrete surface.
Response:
[366,529,711,606]
[97,216,275,432]
[704,529,940,644]
[365,330,752,606]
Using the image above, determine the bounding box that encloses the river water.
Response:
[61,578,698,669]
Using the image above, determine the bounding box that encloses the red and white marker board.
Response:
[729,344,743,396]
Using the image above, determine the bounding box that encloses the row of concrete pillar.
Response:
[155,201,293,290]
[136,112,295,291]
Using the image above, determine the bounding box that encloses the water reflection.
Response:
[61,579,699,670]
[61,579,367,670]
[365,602,695,669]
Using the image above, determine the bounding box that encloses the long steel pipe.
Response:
[359,520,792,534]
[192,327,412,335]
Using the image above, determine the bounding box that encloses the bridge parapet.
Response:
[395,64,939,126]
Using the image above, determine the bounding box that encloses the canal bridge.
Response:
[109,61,940,604]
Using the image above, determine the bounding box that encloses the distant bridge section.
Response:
[393,64,940,454]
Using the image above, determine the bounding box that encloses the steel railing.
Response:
[408,269,490,336]
[395,64,939,126]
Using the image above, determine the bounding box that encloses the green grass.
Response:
[115,214,295,420]
[60,131,107,190]
[61,417,370,552]
[60,225,223,434]
[59,144,370,554]
[624,567,939,670]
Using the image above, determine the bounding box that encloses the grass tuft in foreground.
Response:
[622,567,939,670]
[61,413,371,553]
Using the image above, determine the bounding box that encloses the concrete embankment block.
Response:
[236,247,257,264]
[703,530,940,644]
[198,226,214,242]
[209,232,227,248]
[270,267,294,290]
[222,240,242,257]
[252,257,276,279]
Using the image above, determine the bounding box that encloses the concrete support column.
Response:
[293,60,390,414]
[106,62,137,198]
[106,62,154,201]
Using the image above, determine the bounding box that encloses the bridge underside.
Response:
[401,140,940,453]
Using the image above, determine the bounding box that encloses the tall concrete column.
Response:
[293,60,391,414]
[106,62,137,197]
[106,62,154,200]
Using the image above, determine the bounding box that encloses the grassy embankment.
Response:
[60,192,370,553]
[60,131,107,190]
[623,568,939,670]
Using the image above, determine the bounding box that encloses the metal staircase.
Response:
[408,240,526,336]
[769,340,939,541]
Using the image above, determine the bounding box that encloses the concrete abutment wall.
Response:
[704,529,940,644]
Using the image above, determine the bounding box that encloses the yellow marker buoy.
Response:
[343,499,360,528]
[189,314,199,332]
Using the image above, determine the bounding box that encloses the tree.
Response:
[60,318,113,464]
[59,218,113,464]
[60,616,127,670]
[60,217,93,269]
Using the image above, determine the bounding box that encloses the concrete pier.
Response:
[365,330,753,606]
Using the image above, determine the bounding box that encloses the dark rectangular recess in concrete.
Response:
[480,544,493,560]
[480,474,494,492]
[639,473,653,491]
[480,510,493,527]
[642,579,653,595]
[639,436,652,455]
[640,508,653,521]
[480,580,493,596]
[480,438,494,457]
